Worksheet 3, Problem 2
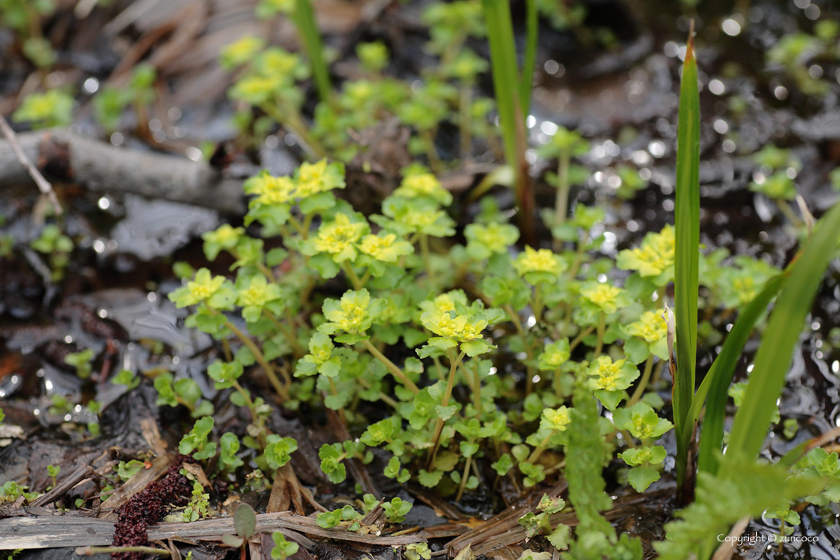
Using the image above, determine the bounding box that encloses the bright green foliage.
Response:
[13,90,73,128]
[64,349,94,379]
[183,481,210,522]
[318,441,368,483]
[112,369,140,390]
[794,448,840,506]
[384,456,411,483]
[564,388,642,559]
[316,505,360,529]
[587,357,639,411]
[517,493,569,549]
[319,289,384,343]
[168,268,236,309]
[116,460,144,481]
[30,224,73,281]
[404,542,431,560]
[179,417,217,460]
[270,532,299,559]
[219,433,244,473]
[381,497,412,523]
[537,338,570,371]
[46,464,60,487]
[264,435,298,470]
[616,225,675,285]
[613,402,673,441]
[464,222,518,260]
[655,454,824,560]
[749,171,796,201]
[93,63,157,132]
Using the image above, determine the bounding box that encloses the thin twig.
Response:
[0,116,62,215]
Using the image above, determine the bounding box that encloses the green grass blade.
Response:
[727,200,840,460]
[673,27,700,490]
[481,0,521,174]
[694,273,786,475]
[294,0,332,104]
[519,0,539,117]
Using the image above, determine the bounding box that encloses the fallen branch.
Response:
[0,129,246,214]
[0,117,63,215]
[0,510,444,550]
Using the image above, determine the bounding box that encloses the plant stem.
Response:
[569,325,595,352]
[459,84,473,162]
[342,261,363,290]
[505,304,526,337]
[628,354,655,406]
[594,312,606,356]
[293,0,333,105]
[265,310,305,361]
[776,198,803,228]
[421,129,442,173]
[553,150,570,252]
[532,284,543,324]
[357,378,399,409]
[428,350,466,465]
[456,452,473,501]
[328,377,347,424]
[361,340,419,394]
[526,433,552,464]
[224,319,289,400]
[420,234,435,285]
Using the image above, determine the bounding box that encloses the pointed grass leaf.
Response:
[726,200,840,461]
[673,24,700,490]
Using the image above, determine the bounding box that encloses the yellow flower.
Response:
[245,174,296,206]
[541,406,571,432]
[394,173,453,206]
[580,283,624,315]
[358,233,413,262]
[513,246,564,277]
[419,291,468,316]
[591,356,625,391]
[422,311,487,342]
[616,225,675,278]
[295,159,345,198]
[625,311,667,343]
[220,35,264,69]
[312,213,366,262]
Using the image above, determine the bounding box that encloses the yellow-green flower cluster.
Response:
[244,160,346,223]
[625,311,666,344]
[421,310,487,342]
[513,246,566,284]
[616,225,675,280]
[540,406,571,432]
[312,213,368,262]
[358,233,413,262]
[319,289,385,341]
[580,282,627,315]
[169,268,235,310]
[464,222,518,260]
[295,160,345,199]
[393,173,453,206]
[588,356,639,410]
[220,35,265,69]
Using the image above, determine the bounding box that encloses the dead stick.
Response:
[0,117,62,215]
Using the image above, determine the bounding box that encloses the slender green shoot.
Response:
[294,0,333,105]
[673,23,700,494]
[726,200,840,460]
[520,0,538,117]
[694,273,786,474]
[481,0,535,244]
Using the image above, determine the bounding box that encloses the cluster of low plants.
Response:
[4,1,840,559]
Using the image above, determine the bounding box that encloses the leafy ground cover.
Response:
[2,1,840,559]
